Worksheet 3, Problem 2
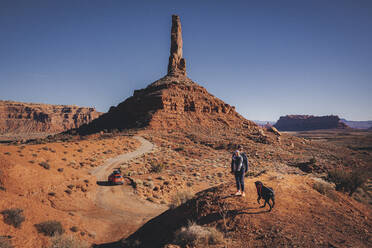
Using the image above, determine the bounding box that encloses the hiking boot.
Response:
[234,191,242,196]
[241,192,246,197]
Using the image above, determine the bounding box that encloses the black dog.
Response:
[255,181,275,211]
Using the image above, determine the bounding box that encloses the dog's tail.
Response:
[271,195,275,209]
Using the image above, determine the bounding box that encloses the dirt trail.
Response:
[81,136,167,243]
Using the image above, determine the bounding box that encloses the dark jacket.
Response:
[231,152,248,173]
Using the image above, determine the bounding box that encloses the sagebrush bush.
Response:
[174,221,224,247]
[328,168,368,196]
[49,235,89,248]
[149,162,165,173]
[39,161,50,170]
[169,191,194,209]
[0,208,25,228]
[35,221,64,236]
[312,180,337,200]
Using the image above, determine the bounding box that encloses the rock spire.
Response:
[167,15,186,76]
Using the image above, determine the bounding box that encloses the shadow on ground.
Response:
[96,181,117,186]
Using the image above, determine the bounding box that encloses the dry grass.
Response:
[0,208,25,228]
[169,191,194,209]
[49,235,89,248]
[173,221,225,247]
[312,179,338,201]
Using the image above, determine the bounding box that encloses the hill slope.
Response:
[119,173,371,248]
[73,75,257,135]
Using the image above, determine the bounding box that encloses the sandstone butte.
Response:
[274,114,349,131]
[69,15,258,136]
[0,100,102,135]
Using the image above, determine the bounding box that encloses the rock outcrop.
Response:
[74,75,257,134]
[167,15,186,76]
[71,15,257,135]
[274,115,349,131]
[0,100,102,134]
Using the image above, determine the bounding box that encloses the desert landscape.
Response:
[1,3,372,248]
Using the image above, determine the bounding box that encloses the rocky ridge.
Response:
[0,100,102,135]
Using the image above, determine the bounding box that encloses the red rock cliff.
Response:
[0,100,102,134]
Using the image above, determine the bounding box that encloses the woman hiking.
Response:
[231,148,248,197]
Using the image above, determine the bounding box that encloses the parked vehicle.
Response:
[108,170,124,185]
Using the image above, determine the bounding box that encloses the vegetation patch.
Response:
[39,161,50,170]
[149,162,165,173]
[35,221,64,236]
[49,234,89,248]
[312,180,338,201]
[173,221,224,247]
[328,168,369,196]
[169,191,194,209]
[0,208,25,228]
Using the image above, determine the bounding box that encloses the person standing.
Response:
[231,148,248,197]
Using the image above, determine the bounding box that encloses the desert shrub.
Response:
[0,238,13,248]
[328,168,368,196]
[0,176,5,191]
[35,221,64,236]
[312,180,337,201]
[149,162,165,173]
[174,147,184,152]
[39,161,50,170]
[49,234,89,248]
[70,226,78,232]
[169,191,194,209]
[174,221,224,247]
[309,157,316,164]
[0,208,25,228]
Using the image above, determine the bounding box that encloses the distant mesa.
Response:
[340,118,372,130]
[0,100,102,135]
[69,15,257,135]
[274,115,349,131]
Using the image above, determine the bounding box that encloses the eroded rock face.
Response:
[74,75,257,134]
[167,15,186,76]
[274,115,349,131]
[0,100,102,134]
[69,15,258,135]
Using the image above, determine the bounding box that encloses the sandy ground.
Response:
[80,136,167,243]
[0,135,166,247]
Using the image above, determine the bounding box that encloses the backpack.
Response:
[241,153,249,172]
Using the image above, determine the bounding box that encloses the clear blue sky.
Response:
[1,0,371,121]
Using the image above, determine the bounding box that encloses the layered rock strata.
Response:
[0,100,101,134]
